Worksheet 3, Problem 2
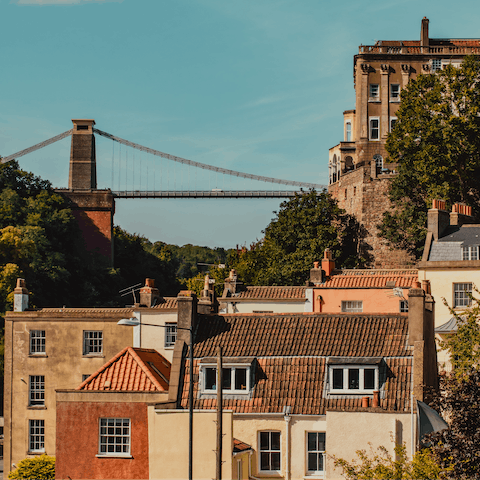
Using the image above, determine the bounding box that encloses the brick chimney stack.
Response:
[321,248,335,278]
[139,278,160,307]
[407,282,437,401]
[427,199,450,241]
[13,278,29,312]
[421,17,429,47]
[450,203,475,227]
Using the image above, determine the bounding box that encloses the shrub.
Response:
[8,454,55,480]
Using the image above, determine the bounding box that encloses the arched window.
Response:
[373,154,383,170]
[344,156,354,172]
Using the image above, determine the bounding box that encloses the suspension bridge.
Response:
[2,121,325,197]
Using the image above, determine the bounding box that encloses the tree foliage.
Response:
[8,454,55,480]
[230,190,366,285]
[381,56,480,258]
[332,441,442,480]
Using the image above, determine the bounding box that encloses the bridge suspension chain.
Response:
[1,129,74,164]
[93,128,325,190]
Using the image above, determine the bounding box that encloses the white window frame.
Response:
[30,330,45,355]
[98,418,131,456]
[369,84,380,101]
[462,245,479,261]
[164,323,177,348]
[306,432,326,476]
[29,375,45,407]
[432,58,442,71]
[369,117,380,140]
[29,419,45,453]
[258,430,281,473]
[329,365,378,394]
[454,283,473,308]
[341,301,363,313]
[373,154,383,170]
[390,116,398,132]
[400,300,409,313]
[201,364,251,394]
[345,121,352,142]
[83,330,103,355]
[390,84,400,101]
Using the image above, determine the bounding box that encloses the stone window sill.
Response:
[95,454,133,459]
[27,405,46,410]
[29,354,47,358]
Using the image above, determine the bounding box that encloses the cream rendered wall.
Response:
[325,411,413,480]
[418,268,480,328]
[233,416,286,479]
[225,301,305,314]
[134,310,178,363]
[148,408,233,480]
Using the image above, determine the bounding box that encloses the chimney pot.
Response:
[372,391,380,408]
[313,261,320,269]
[14,278,29,312]
[362,396,370,408]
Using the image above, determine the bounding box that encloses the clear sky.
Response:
[2,0,480,249]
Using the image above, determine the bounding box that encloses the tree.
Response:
[8,454,55,479]
[332,441,442,480]
[424,292,480,478]
[230,189,366,286]
[380,55,480,258]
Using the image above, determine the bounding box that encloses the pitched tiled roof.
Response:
[179,313,412,415]
[152,297,178,309]
[78,347,170,392]
[181,357,412,415]
[40,308,134,314]
[193,314,409,358]
[233,439,253,453]
[231,286,307,300]
[316,270,418,289]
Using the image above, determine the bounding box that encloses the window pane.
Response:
[333,369,343,389]
[271,452,281,470]
[364,369,375,389]
[308,432,317,451]
[205,368,216,390]
[260,431,269,450]
[222,368,232,390]
[308,452,318,471]
[235,368,247,390]
[271,432,280,451]
[348,369,359,389]
[317,432,326,451]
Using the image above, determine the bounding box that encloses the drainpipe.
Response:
[411,362,415,457]
[283,406,292,480]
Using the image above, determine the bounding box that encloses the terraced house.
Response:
[54,283,437,480]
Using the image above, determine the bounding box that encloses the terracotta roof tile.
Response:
[317,270,418,289]
[180,313,412,415]
[230,286,307,300]
[152,297,178,310]
[78,347,170,392]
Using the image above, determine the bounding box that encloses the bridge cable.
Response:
[1,129,73,164]
[93,128,325,190]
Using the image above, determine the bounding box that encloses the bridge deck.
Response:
[112,190,309,199]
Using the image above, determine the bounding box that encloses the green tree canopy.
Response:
[230,189,366,285]
[380,55,480,258]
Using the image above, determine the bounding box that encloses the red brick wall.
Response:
[55,402,149,480]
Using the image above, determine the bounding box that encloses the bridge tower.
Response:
[55,119,115,263]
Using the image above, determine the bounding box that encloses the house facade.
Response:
[328,18,480,268]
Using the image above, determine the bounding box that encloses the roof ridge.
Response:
[128,348,165,392]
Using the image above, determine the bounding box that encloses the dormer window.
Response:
[327,358,381,394]
[462,245,479,260]
[200,358,254,395]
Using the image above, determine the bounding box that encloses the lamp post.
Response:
[118,318,194,480]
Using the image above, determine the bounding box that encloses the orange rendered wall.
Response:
[313,287,408,314]
[55,402,149,480]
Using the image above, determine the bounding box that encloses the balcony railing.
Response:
[359,45,480,55]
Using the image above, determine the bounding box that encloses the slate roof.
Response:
[428,224,480,261]
[317,270,418,289]
[180,314,412,414]
[78,347,170,392]
[230,286,307,300]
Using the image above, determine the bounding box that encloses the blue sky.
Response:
[2,0,480,248]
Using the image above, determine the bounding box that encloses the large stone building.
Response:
[328,18,480,268]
